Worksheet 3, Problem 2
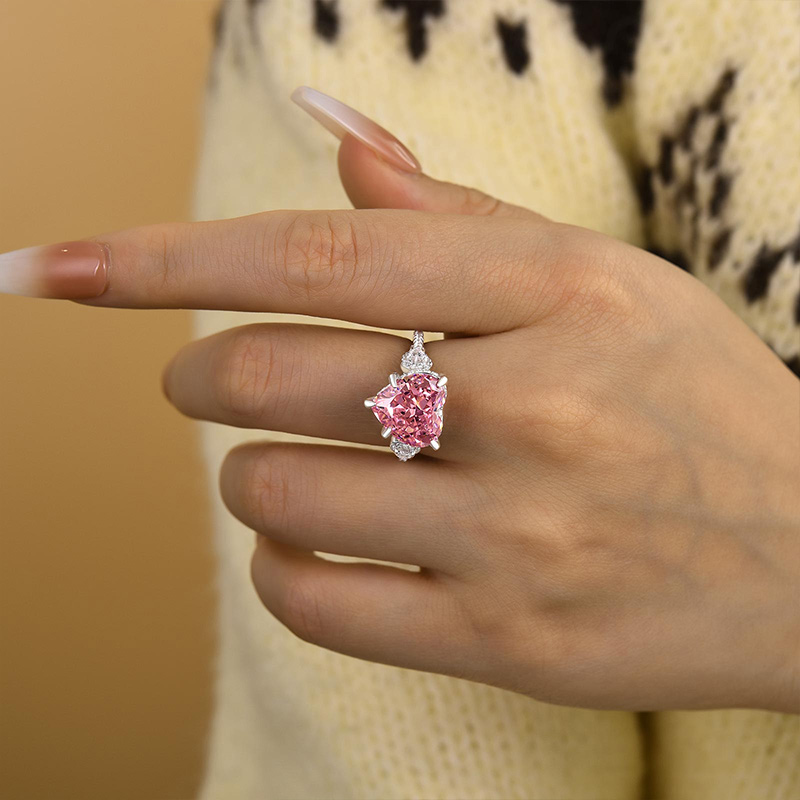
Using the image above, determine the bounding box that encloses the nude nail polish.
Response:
[291,86,421,173]
[0,241,108,299]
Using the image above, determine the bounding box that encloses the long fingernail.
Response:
[0,241,108,299]
[291,86,421,173]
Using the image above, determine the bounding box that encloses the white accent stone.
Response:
[401,349,433,373]
[390,439,420,461]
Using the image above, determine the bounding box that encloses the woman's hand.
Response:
[4,111,798,713]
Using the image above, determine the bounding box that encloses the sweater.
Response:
[192,1,800,798]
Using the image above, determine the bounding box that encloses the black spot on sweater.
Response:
[657,135,674,184]
[551,0,643,106]
[744,245,782,301]
[496,18,530,75]
[678,105,701,150]
[381,0,445,61]
[709,173,732,217]
[637,166,654,214]
[705,118,729,170]
[640,66,741,277]
[314,0,339,42]
[677,163,697,207]
[707,228,732,272]
[743,228,800,303]
[706,68,737,113]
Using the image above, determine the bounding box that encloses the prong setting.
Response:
[366,331,445,461]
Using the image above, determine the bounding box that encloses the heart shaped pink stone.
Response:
[371,373,446,447]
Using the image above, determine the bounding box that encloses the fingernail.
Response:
[291,86,421,173]
[0,241,108,299]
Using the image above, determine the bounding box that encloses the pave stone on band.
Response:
[364,331,447,461]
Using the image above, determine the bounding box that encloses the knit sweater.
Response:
[193,1,800,798]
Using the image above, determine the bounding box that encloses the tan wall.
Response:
[0,2,218,797]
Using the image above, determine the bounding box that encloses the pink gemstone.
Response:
[372,373,446,448]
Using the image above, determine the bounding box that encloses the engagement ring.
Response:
[364,331,447,461]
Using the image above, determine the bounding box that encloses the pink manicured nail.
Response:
[0,241,108,299]
[291,86,421,173]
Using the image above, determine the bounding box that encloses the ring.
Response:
[364,331,448,461]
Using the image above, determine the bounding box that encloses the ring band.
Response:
[364,331,448,461]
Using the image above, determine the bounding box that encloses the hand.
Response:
[4,105,798,713]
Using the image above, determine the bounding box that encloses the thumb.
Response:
[291,86,539,219]
[338,135,538,218]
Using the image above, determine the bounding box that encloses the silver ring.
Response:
[364,331,448,461]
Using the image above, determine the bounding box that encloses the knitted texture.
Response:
[193,1,800,798]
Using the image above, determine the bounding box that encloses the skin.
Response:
[65,136,800,711]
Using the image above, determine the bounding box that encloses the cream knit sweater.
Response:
[193,1,800,798]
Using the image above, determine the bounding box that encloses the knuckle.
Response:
[535,384,601,440]
[550,227,645,330]
[479,222,562,325]
[576,269,641,329]
[140,223,193,295]
[498,380,604,457]
[515,614,576,678]
[457,186,503,217]
[456,577,576,680]
[457,584,566,672]
[503,377,630,467]
[457,589,511,643]
[279,573,327,643]
[239,445,300,534]
[472,493,575,580]
[212,327,277,420]
[275,212,368,300]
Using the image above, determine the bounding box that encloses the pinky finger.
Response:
[251,538,463,673]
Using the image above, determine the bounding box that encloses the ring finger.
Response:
[163,323,475,458]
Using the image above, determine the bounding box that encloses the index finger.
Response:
[0,209,558,333]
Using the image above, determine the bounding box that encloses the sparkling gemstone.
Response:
[401,349,433,373]
[372,373,446,448]
[390,439,420,461]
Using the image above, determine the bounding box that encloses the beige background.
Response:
[1,1,218,797]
